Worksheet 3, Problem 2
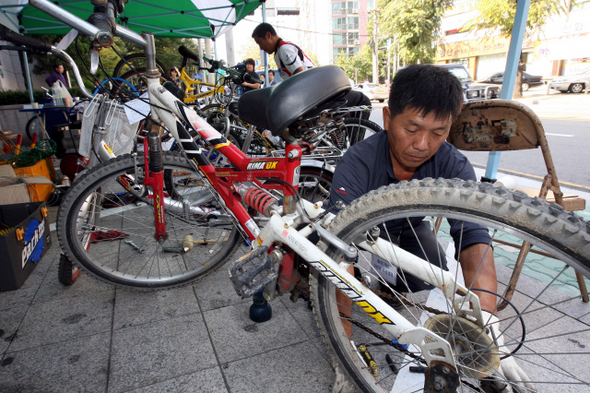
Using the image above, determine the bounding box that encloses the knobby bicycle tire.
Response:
[312,178,590,392]
[56,152,241,289]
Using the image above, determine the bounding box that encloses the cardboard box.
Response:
[13,159,55,202]
[0,201,51,291]
[0,164,54,205]
[0,164,31,205]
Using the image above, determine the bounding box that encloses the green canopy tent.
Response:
[0,0,262,100]
[8,0,262,39]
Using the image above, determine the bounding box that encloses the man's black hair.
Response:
[244,58,256,66]
[54,62,63,68]
[252,22,277,38]
[388,64,464,121]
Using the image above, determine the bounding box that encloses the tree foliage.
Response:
[464,0,564,37]
[464,0,564,97]
[379,0,453,64]
[335,45,374,83]
[31,34,198,88]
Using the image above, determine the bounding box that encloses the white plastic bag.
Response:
[51,80,73,107]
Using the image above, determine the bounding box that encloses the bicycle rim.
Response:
[313,178,590,393]
[342,117,383,146]
[57,152,241,289]
[298,166,333,205]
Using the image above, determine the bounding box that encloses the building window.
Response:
[333,33,345,46]
[347,16,359,30]
[333,17,347,30]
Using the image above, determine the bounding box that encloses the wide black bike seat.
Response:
[237,65,351,136]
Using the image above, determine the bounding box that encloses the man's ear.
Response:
[382,106,391,132]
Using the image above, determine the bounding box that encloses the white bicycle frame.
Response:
[31,0,491,376]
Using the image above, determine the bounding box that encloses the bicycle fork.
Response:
[143,131,167,241]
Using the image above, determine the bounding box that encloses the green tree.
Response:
[463,0,564,98]
[335,46,373,83]
[379,0,453,65]
[32,34,198,88]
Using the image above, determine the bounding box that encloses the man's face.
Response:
[383,106,452,175]
[254,32,275,54]
[246,63,254,73]
[56,65,64,74]
[269,72,274,82]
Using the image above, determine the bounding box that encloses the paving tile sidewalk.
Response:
[0,229,335,393]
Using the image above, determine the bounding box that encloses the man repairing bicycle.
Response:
[251,22,371,119]
[328,64,534,392]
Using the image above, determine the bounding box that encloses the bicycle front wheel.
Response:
[57,152,241,289]
[312,178,590,392]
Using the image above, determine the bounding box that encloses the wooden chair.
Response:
[447,99,588,309]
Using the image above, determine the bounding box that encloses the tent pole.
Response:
[22,49,35,103]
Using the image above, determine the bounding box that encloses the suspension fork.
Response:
[142,130,167,241]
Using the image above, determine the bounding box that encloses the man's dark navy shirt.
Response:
[328,130,490,251]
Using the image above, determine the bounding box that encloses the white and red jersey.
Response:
[274,39,315,80]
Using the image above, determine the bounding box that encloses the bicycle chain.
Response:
[341,287,483,391]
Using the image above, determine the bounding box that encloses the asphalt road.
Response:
[368,102,590,192]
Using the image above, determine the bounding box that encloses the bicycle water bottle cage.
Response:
[228,245,278,298]
[237,65,351,136]
[162,81,184,101]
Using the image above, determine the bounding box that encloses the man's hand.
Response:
[482,311,537,393]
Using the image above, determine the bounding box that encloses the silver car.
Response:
[549,68,590,93]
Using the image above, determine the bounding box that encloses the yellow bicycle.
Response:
[113,47,234,106]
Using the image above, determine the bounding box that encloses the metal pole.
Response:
[262,0,269,86]
[22,51,34,103]
[372,9,378,84]
[484,0,531,181]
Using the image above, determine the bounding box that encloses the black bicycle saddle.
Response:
[237,65,351,136]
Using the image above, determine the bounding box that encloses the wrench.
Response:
[124,240,145,253]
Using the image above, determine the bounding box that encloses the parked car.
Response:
[549,68,590,93]
[433,64,501,102]
[353,83,388,102]
[479,71,544,91]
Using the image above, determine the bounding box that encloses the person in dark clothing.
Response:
[45,62,67,87]
[241,58,261,93]
[329,64,496,308]
[329,64,534,389]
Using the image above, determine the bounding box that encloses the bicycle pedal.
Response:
[229,245,278,298]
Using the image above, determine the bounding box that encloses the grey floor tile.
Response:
[108,312,217,393]
[8,289,114,352]
[193,263,249,312]
[224,341,335,393]
[33,256,115,305]
[0,332,110,393]
[279,297,334,364]
[124,366,228,393]
[113,285,200,330]
[0,307,27,355]
[204,299,308,364]
[0,244,57,311]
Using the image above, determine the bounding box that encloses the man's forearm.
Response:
[459,243,498,313]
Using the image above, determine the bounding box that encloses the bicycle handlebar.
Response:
[0,30,94,99]
[0,29,52,53]
[203,56,263,85]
